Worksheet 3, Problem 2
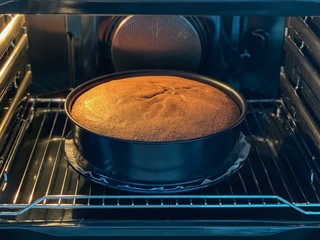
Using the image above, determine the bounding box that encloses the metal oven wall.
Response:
[25,15,284,98]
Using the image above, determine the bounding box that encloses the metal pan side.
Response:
[64,70,247,188]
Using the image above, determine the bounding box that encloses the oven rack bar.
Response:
[1,97,320,219]
[1,195,320,217]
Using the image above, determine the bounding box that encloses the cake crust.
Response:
[71,76,241,141]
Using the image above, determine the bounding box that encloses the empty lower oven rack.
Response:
[1,96,320,219]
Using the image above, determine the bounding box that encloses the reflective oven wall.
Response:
[25,15,284,98]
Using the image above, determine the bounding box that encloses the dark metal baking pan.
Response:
[65,70,247,191]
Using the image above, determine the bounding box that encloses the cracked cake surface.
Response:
[71,75,241,142]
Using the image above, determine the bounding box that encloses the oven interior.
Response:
[1,6,320,239]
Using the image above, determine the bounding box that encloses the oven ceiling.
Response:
[0,0,319,15]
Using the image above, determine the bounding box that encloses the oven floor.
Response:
[1,97,320,223]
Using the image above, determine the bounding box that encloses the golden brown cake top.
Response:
[71,75,241,142]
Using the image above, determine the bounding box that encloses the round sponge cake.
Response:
[70,75,241,142]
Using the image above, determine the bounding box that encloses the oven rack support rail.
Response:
[1,194,320,217]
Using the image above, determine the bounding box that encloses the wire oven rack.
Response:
[1,96,320,219]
